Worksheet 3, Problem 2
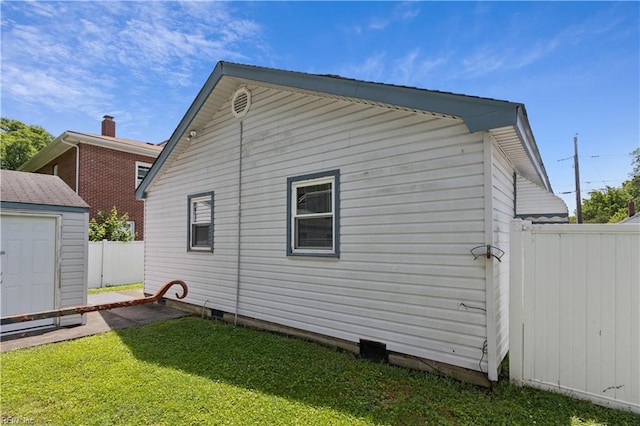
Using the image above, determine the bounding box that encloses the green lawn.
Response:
[87,283,143,295]
[1,317,638,425]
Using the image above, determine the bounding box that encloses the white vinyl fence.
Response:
[88,241,144,288]
[510,220,640,413]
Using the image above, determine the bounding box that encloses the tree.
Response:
[0,118,55,170]
[581,149,640,223]
[89,207,135,242]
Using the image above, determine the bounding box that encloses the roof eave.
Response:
[136,61,553,198]
[64,132,162,157]
[514,107,552,192]
[218,62,520,132]
[21,130,161,174]
[19,132,76,172]
[137,62,227,199]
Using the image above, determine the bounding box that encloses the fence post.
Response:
[509,219,525,385]
[100,239,106,288]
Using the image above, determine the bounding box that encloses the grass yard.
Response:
[1,317,638,425]
[87,283,143,295]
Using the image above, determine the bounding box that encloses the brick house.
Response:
[20,116,163,240]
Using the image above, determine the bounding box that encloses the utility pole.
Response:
[574,134,583,223]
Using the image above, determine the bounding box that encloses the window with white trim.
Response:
[125,221,135,237]
[136,162,152,188]
[287,170,340,257]
[188,192,214,252]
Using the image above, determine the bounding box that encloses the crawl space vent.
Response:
[232,87,251,119]
[360,339,388,363]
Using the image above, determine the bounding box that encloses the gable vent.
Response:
[232,87,251,119]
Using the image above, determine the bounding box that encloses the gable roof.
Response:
[1,170,89,211]
[136,61,553,198]
[619,212,640,224]
[19,130,162,173]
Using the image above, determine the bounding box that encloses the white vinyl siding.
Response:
[58,211,89,326]
[144,86,489,372]
[143,113,241,312]
[490,139,516,375]
[0,209,88,328]
[516,174,568,220]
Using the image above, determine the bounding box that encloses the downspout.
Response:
[513,172,517,218]
[234,121,243,326]
[60,137,80,193]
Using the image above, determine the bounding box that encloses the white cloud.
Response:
[393,2,421,21]
[337,49,448,88]
[1,1,264,125]
[392,49,448,86]
[337,52,388,82]
[368,2,421,30]
[459,5,629,78]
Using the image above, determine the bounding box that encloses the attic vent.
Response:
[232,87,251,119]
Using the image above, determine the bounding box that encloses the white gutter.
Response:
[60,137,79,193]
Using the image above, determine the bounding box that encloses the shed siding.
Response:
[490,140,515,368]
[145,86,489,372]
[0,208,88,327]
[58,211,89,326]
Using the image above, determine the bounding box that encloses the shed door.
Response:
[1,215,57,334]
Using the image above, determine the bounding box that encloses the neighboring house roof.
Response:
[19,130,163,173]
[0,170,89,210]
[619,212,640,224]
[137,61,554,199]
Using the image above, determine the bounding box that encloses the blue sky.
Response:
[2,1,638,214]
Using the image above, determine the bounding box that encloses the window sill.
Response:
[287,250,339,259]
[187,248,214,253]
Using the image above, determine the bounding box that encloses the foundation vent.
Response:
[232,87,251,119]
[360,339,388,363]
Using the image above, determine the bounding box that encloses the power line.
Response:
[556,153,634,162]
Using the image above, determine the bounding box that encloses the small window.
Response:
[287,170,340,257]
[188,192,214,252]
[125,221,135,237]
[52,164,58,176]
[136,162,152,188]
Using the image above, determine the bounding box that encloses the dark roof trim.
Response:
[1,201,89,213]
[515,213,569,219]
[219,62,521,131]
[136,61,531,198]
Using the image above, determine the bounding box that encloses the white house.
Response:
[136,62,568,384]
[1,170,89,334]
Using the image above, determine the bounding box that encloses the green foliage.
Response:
[581,150,640,223]
[0,117,54,170]
[88,206,135,241]
[582,185,633,223]
[1,317,637,425]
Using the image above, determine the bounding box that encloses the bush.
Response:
[89,206,135,241]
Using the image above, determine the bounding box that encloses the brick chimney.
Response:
[629,200,636,217]
[101,115,115,137]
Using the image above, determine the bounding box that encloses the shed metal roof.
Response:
[1,170,89,210]
[136,61,553,198]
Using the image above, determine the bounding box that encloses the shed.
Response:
[1,170,90,334]
[136,62,568,384]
